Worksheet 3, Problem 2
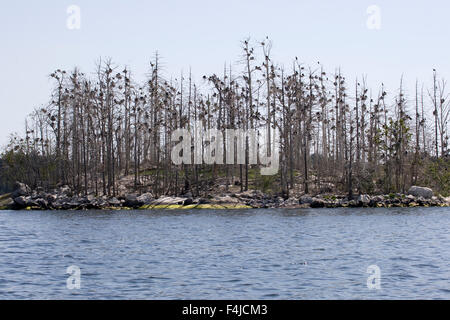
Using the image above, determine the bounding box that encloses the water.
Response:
[0,207,449,299]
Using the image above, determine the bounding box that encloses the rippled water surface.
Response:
[0,207,449,299]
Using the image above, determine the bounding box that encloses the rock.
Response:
[11,182,31,199]
[416,196,426,205]
[75,196,90,204]
[197,198,210,204]
[430,197,440,206]
[299,195,313,204]
[59,185,72,196]
[182,192,193,198]
[13,196,40,209]
[137,193,153,205]
[35,198,48,209]
[108,197,121,207]
[66,198,83,209]
[117,185,128,197]
[278,197,299,208]
[245,199,260,208]
[285,197,299,205]
[310,197,325,208]
[401,196,413,205]
[91,198,108,209]
[324,200,337,208]
[154,196,187,206]
[0,193,13,209]
[370,195,383,205]
[123,194,143,208]
[236,192,250,199]
[183,198,194,206]
[358,194,371,206]
[237,190,264,200]
[210,195,240,204]
[348,200,359,207]
[408,186,433,199]
[46,194,58,203]
[13,196,28,208]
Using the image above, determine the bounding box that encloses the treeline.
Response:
[1,39,449,197]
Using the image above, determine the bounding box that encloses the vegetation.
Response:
[1,39,449,197]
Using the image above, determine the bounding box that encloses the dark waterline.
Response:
[0,207,449,299]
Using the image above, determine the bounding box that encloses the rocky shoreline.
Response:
[0,183,449,211]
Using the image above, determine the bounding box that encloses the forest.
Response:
[1,39,449,198]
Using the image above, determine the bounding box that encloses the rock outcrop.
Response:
[11,182,31,199]
[2,182,448,211]
[407,186,434,199]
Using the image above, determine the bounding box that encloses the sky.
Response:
[1,0,450,148]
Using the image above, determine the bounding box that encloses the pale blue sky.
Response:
[1,0,449,147]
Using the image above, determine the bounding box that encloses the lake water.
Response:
[0,207,449,299]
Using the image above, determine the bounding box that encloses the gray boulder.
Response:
[13,196,28,208]
[299,195,313,204]
[35,198,48,209]
[358,194,371,206]
[137,193,154,205]
[91,198,108,209]
[11,182,31,199]
[348,200,359,207]
[13,196,39,208]
[46,194,58,203]
[108,197,121,207]
[280,197,300,208]
[310,197,325,208]
[124,194,143,208]
[445,197,450,205]
[369,195,384,206]
[408,186,433,199]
